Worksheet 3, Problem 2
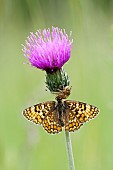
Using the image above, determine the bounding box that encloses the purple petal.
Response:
[22,27,73,72]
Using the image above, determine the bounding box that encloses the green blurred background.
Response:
[0,0,113,169]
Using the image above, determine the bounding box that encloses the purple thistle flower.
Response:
[22,27,73,72]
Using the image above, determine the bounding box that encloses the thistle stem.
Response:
[65,131,75,170]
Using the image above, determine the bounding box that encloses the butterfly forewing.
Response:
[23,101,62,134]
[64,100,99,132]
[23,101,56,124]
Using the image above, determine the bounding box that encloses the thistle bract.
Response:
[45,68,70,92]
[22,27,73,73]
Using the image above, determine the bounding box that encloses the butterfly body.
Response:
[56,98,65,127]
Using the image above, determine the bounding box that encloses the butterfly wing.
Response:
[23,101,56,124]
[42,110,62,134]
[64,100,99,132]
[23,101,62,134]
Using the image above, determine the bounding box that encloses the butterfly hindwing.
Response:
[64,108,83,132]
[64,100,99,132]
[43,110,62,134]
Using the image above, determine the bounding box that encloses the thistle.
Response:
[22,27,73,92]
[22,27,99,170]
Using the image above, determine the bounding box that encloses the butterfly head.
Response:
[55,86,71,100]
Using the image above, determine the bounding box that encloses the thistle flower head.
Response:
[22,27,73,73]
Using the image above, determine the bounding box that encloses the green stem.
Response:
[65,131,75,170]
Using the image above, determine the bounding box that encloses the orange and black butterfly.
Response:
[23,86,99,134]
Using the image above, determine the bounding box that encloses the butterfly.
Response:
[23,86,99,134]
